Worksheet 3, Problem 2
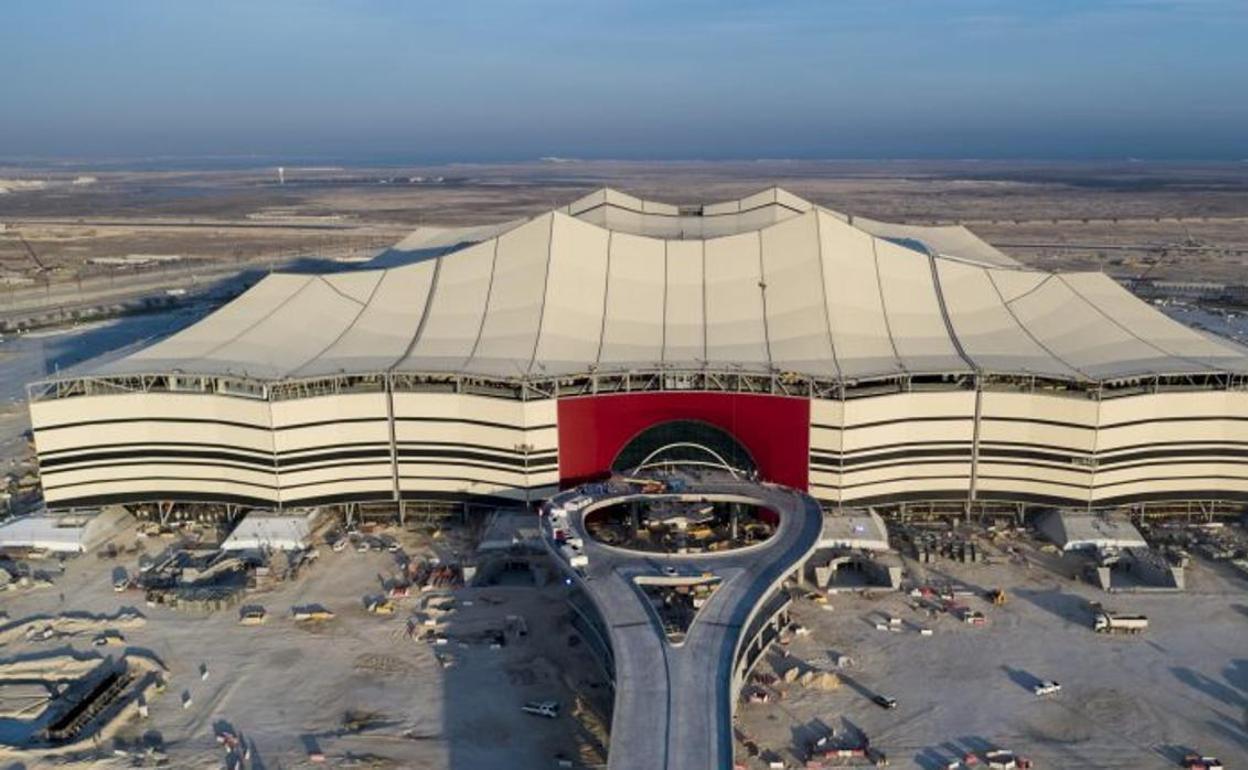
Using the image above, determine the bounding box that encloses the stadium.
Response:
[26,187,1248,514]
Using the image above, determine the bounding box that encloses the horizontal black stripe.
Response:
[839,474,972,491]
[42,452,558,479]
[40,441,274,460]
[279,475,394,491]
[396,459,553,476]
[815,413,1248,434]
[812,416,971,432]
[44,487,532,511]
[398,474,525,491]
[42,447,276,470]
[44,474,279,492]
[36,414,554,435]
[40,458,281,478]
[975,473,1092,491]
[811,440,972,458]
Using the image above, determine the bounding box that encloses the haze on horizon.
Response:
[2,0,1247,163]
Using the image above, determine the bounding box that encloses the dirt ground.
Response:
[4,160,1248,285]
[0,521,610,769]
[735,535,1248,769]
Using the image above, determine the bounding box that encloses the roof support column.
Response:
[968,374,983,521]
[385,373,401,504]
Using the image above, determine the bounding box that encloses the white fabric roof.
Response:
[0,509,126,553]
[99,189,1248,383]
[220,511,317,551]
[1037,510,1148,552]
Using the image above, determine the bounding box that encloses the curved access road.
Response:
[541,473,823,770]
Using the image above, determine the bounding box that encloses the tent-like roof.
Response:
[97,188,1248,384]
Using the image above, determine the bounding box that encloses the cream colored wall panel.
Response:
[976,478,1089,502]
[283,479,392,503]
[45,477,277,504]
[978,392,1097,452]
[810,398,844,424]
[1092,476,1248,503]
[842,478,969,503]
[32,393,273,454]
[41,464,276,489]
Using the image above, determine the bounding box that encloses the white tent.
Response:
[0,508,130,553]
[96,187,1247,384]
[221,510,319,552]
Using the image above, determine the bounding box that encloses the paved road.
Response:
[543,475,824,770]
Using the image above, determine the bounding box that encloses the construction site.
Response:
[2,177,1247,768]
[0,504,614,768]
[0,496,1241,768]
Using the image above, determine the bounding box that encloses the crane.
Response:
[16,233,48,274]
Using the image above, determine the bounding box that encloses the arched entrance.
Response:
[611,420,756,476]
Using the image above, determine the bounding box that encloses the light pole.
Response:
[514,442,534,510]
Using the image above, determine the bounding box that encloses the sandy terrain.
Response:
[735,538,1248,768]
[3,161,1248,288]
[0,524,610,769]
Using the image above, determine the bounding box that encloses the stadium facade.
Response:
[27,188,1248,511]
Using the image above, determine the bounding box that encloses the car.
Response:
[1183,753,1224,770]
[662,565,679,577]
[872,694,898,710]
[1032,680,1061,696]
[521,700,559,719]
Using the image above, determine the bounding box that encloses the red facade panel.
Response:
[556,392,811,490]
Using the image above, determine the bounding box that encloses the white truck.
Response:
[1093,610,1148,634]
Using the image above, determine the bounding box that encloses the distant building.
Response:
[25,188,1248,512]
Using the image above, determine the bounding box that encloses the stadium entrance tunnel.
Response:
[611,420,756,477]
[556,392,812,490]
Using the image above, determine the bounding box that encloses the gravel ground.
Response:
[735,540,1248,769]
[0,524,609,769]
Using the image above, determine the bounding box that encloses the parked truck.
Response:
[1093,609,1149,634]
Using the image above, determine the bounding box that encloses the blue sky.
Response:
[2,0,1246,161]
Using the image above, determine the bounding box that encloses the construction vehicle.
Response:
[292,605,335,622]
[1032,680,1061,696]
[521,700,559,719]
[238,606,267,625]
[959,608,987,626]
[367,598,396,615]
[92,630,126,646]
[1183,754,1224,770]
[1093,609,1148,634]
[872,694,898,710]
[687,526,714,541]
